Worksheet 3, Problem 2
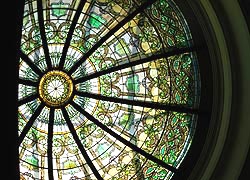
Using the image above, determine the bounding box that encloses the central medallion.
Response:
[39,70,73,107]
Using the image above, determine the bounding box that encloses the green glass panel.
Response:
[126,74,140,93]
[88,13,107,28]
[51,2,69,18]
[25,155,39,169]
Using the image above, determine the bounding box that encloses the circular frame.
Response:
[39,70,74,107]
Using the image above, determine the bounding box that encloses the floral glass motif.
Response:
[18,0,200,179]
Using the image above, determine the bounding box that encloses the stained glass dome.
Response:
[18,0,200,179]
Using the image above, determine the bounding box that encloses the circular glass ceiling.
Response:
[18,0,200,179]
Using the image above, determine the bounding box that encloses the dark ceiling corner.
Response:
[238,0,250,31]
